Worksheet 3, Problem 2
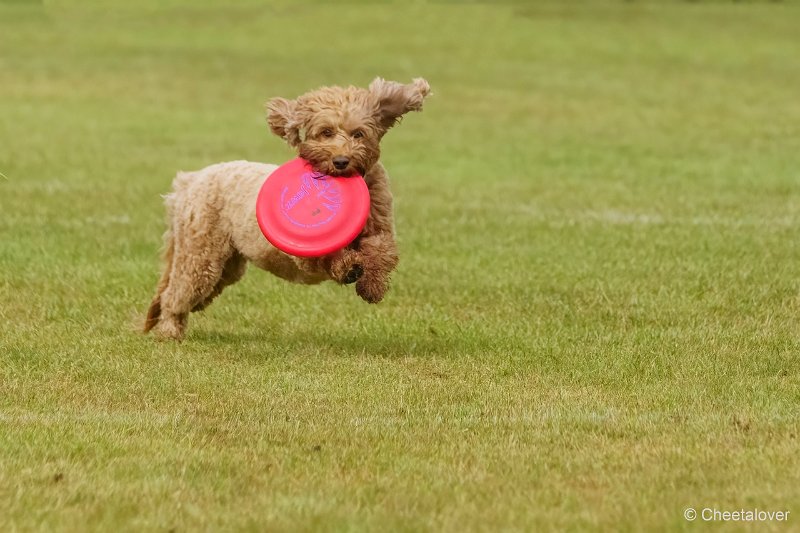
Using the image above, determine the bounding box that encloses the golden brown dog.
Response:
[143,78,431,340]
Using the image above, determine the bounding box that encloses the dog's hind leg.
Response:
[154,209,233,340]
[192,251,248,313]
[143,229,175,333]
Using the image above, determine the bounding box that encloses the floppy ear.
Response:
[369,77,431,129]
[266,97,301,146]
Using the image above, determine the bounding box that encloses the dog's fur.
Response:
[143,78,431,340]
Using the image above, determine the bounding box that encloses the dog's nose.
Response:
[332,156,350,170]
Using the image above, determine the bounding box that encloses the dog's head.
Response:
[267,77,430,176]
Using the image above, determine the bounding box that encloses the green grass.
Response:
[2,1,800,531]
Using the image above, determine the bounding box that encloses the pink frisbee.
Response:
[256,158,370,257]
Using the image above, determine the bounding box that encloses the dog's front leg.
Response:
[324,248,365,285]
[353,167,400,303]
[354,232,398,303]
[294,249,364,285]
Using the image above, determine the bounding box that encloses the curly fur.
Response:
[143,78,431,340]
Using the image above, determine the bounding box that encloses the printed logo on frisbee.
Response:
[280,172,342,228]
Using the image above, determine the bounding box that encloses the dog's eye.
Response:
[322,129,334,138]
[352,130,364,139]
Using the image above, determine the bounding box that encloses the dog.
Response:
[143,77,431,340]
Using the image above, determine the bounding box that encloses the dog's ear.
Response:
[369,77,431,130]
[266,97,301,146]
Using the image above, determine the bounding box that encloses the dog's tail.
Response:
[143,228,174,333]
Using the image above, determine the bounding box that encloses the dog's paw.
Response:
[356,276,387,304]
[327,249,364,285]
[153,314,187,341]
[343,264,363,285]
[153,324,185,342]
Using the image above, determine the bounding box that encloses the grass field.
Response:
[2,1,800,531]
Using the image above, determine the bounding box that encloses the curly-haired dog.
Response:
[143,77,431,340]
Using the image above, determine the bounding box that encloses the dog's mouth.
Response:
[312,163,364,178]
[329,168,360,178]
[299,146,366,177]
